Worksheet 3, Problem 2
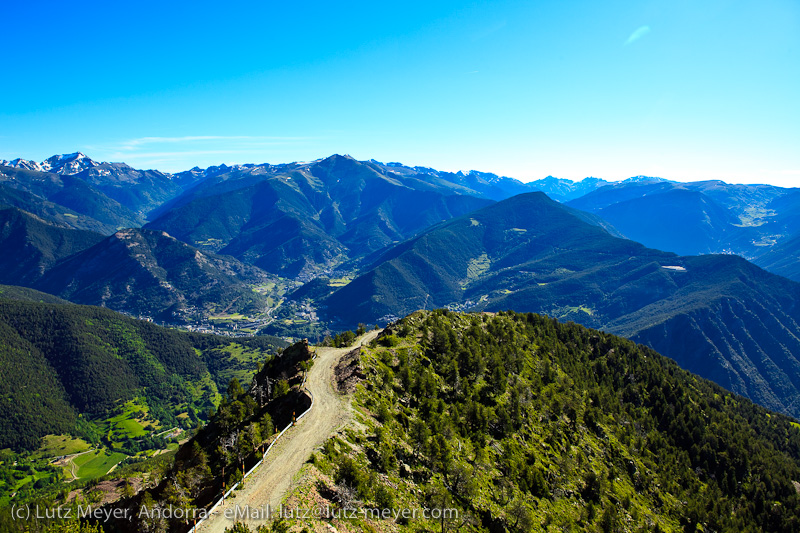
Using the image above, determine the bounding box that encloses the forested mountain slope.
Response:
[146,155,494,277]
[253,311,800,532]
[324,193,800,418]
[0,207,105,286]
[34,228,270,322]
[0,165,142,231]
[0,297,286,450]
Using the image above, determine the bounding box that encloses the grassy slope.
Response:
[33,436,90,458]
[74,450,127,481]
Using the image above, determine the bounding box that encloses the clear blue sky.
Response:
[2,0,798,186]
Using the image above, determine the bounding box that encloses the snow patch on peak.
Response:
[0,158,43,172]
[41,152,99,174]
[622,175,671,184]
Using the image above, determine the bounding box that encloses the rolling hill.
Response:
[0,284,69,304]
[323,192,800,418]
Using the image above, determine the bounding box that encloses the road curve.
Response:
[197,330,380,532]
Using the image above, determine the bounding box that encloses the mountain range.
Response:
[0,205,271,321]
[0,152,204,233]
[3,152,800,421]
[566,178,800,268]
[146,155,495,278]
[320,192,800,417]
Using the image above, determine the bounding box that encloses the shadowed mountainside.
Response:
[35,228,270,322]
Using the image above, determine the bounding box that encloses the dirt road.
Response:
[58,448,95,482]
[196,330,379,532]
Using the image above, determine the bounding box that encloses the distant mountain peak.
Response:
[527,175,612,201]
[622,175,672,184]
[45,152,87,163]
[40,152,100,175]
[538,175,573,185]
[323,153,357,164]
[0,158,43,172]
[2,152,100,175]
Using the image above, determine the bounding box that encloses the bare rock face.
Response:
[335,347,364,393]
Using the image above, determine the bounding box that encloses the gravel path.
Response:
[62,448,95,482]
[196,331,379,532]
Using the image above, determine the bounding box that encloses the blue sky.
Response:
[2,0,798,186]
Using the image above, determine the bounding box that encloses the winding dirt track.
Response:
[63,448,95,481]
[197,330,379,532]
